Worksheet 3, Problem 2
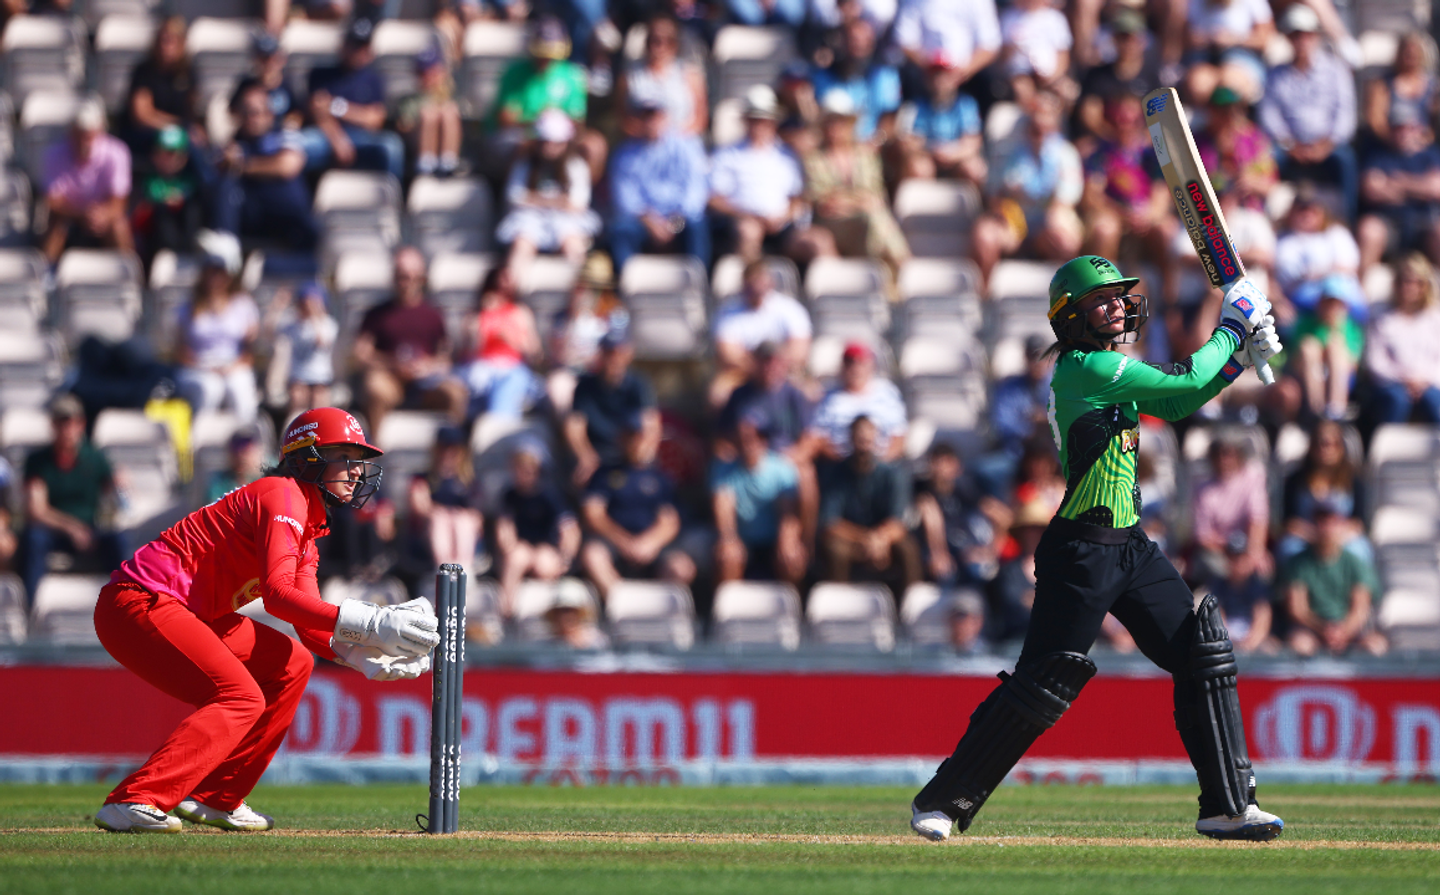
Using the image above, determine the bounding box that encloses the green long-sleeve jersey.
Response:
[1045,328,1240,529]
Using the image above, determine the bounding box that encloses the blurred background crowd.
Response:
[0,0,1438,657]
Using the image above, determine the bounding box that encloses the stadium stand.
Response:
[604,579,697,650]
[805,581,895,651]
[711,581,801,651]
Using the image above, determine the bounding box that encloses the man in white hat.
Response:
[41,97,134,264]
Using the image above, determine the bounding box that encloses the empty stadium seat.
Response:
[30,573,109,645]
[147,249,205,355]
[1,16,85,108]
[710,253,802,301]
[82,0,160,28]
[187,17,255,104]
[619,255,709,361]
[896,258,983,341]
[461,21,527,118]
[806,582,895,651]
[513,577,597,643]
[92,407,181,532]
[54,249,144,347]
[465,576,505,645]
[711,580,800,650]
[314,170,403,270]
[333,249,396,338]
[281,19,343,96]
[710,96,746,146]
[406,176,495,257]
[712,26,796,101]
[1368,425,1439,513]
[373,409,449,505]
[372,20,440,105]
[605,580,696,649]
[517,256,579,338]
[894,179,980,258]
[0,574,26,644]
[0,248,48,332]
[0,330,64,410]
[804,257,890,340]
[0,405,52,476]
[94,15,157,113]
[0,167,32,248]
[18,89,83,183]
[429,251,496,345]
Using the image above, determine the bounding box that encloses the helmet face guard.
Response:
[1053,290,1150,344]
[279,408,385,509]
[287,444,384,509]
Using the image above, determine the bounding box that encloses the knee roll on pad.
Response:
[914,651,1096,831]
[1174,594,1255,817]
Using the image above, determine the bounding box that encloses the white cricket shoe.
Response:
[1196,804,1284,841]
[910,801,954,842]
[176,798,275,831]
[94,802,183,833]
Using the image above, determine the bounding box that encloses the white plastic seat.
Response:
[333,250,396,336]
[0,405,52,466]
[373,410,449,502]
[711,580,800,650]
[18,89,82,183]
[988,259,1059,303]
[55,249,144,346]
[0,248,48,330]
[0,333,65,411]
[428,251,497,344]
[0,574,25,644]
[710,96,745,147]
[807,334,892,382]
[1377,587,1440,629]
[806,581,895,650]
[30,573,110,644]
[315,171,403,271]
[513,577,597,643]
[710,253,801,300]
[94,15,157,113]
[406,177,495,256]
[186,17,256,104]
[712,26,796,100]
[900,582,987,648]
[0,169,31,248]
[281,19,343,94]
[1,16,85,107]
[804,256,886,298]
[894,179,980,258]
[605,580,696,649]
[461,21,527,118]
[464,576,505,645]
[372,20,440,104]
[1371,505,1437,546]
[518,256,580,337]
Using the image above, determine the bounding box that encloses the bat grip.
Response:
[1250,342,1275,385]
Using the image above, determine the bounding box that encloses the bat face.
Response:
[1182,179,1243,285]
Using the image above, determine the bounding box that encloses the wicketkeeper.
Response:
[92,408,440,833]
[910,256,1286,842]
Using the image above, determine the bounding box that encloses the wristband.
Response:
[1219,355,1245,383]
[1215,320,1247,349]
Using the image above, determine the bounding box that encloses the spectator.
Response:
[1279,418,1368,564]
[1189,433,1271,582]
[121,16,197,154]
[1275,185,1365,320]
[1286,277,1364,421]
[998,0,1074,107]
[565,325,660,487]
[819,415,920,596]
[1079,91,1174,269]
[230,33,299,129]
[1283,501,1387,657]
[1204,531,1276,654]
[710,260,812,407]
[41,98,133,264]
[457,266,542,419]
[215,83,318,251]
[1357,104,1440,276]
[272,281,338,416]
[1259,4,1358,221]
[915,442,1008,588]
[1194,86,1277,212]
[352,245,468,434]
[203,429,265,504]
[809,15,901,143]
[712,416,807,587]
[488,16,595,176]
[394,44,463,178]
[892,0,999,91]
[944,589,987,653]
[18,395,127,607]
[708,86,834,263]
[174,230,260,424]
[406,424,484,573]
[805,341,907,463]
[579,417,696,598]
[548,253,622,375]
[1074,8,1158,148]
[498,109,600,276]
[301,17,405,179]
[130,125,206,266]
[607,94,710,271]
[804,90,910,274]
[1180,0,1274,107]
[618,11,707,138]
[542,580,609,649]
[1362,32,1439,152]
[726,0,805,27]
[496,443,580,616]
[971,89,1084,291]
[889,51,986,188]
[1363,252,1440,428]
[989,334,1052,466]
[986,494,1048,644]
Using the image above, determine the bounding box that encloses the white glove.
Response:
[1219,279,1272,344]
[334,598,440,657]
[332,640,433,681]
[1230,312,1279,368]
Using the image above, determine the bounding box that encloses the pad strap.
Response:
[914,652,1096,830]
[1174,594,1255,817]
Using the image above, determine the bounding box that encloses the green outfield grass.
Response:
[2,783,1438,894]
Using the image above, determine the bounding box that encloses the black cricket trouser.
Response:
[1018,517,1196,675]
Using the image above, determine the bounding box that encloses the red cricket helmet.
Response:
[279,407,384,508]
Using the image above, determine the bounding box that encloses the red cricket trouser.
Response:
[93,581,314,812]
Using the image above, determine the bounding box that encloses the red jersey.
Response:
[114,476,340,654]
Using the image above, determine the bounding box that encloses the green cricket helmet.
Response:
[1047,255,1148,342]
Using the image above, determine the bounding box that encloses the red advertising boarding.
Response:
[3,666,1438,771]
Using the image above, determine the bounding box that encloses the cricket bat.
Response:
[1143,87,1274,385]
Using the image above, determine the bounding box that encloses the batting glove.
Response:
[333,641,433,681]
[1218,279,1272,347]
[334,599,441,658]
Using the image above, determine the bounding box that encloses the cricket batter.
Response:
[93,408,441,833]
[910,257,1287,842]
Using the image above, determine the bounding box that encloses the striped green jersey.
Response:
[1046,328,1239,528]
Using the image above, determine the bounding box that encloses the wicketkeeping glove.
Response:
[334,598,440,657]
[332,640,433,681]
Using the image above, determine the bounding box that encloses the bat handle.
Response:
[1251,345,1275,385]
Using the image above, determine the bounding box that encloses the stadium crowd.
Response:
[2,0,1438,656]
